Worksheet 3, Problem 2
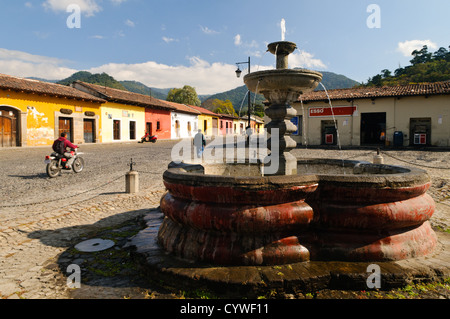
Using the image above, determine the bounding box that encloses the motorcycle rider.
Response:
[53,132,78,169]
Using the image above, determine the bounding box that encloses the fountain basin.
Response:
[244,69,323,103]
[157,160,437,265]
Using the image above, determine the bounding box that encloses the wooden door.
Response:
[84,119,95,143]
[0,116,12,147]
[146,122,153,135]
[113,120,121,140]
[59,118,73,142]
[0,109,17,147]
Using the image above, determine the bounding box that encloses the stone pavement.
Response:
[0,186,165,299]
[0,146,448,299]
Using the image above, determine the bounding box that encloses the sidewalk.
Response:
[0,186,165,299]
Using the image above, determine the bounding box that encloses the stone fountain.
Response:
[129,37,447,295]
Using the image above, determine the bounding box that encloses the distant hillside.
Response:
[201,71,360,113]
[120,80,171,100]
[361,45,450,87]
[315,71,360,91]
[202,86,265,115]
[26,77,59,83]
[57,71,127,90]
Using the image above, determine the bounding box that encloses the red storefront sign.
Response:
[309,106,357,117]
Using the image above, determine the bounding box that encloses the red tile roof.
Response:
[187,104,220,117]
[299,81,450,102]
[0,73,105,103]
[73,81,176,110]
[163,101,201,115]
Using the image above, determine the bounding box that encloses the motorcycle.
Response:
[45,148,85,178]
[139,133,157,143]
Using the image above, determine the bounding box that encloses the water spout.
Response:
[281,19,286,41]
[319,82,346,174]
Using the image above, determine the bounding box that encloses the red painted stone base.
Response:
[306,221,437,262]
[158,217,311,266]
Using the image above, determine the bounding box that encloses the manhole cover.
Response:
[75,239,115,252]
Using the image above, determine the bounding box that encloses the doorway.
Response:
[129,121,136,140]
[113,120,121,140]
[146,122,153,135]
[84,119,95,143]
[59,117,73,142]
[175,120,180,138]
[361,113,386,145]
[0,107,18,147]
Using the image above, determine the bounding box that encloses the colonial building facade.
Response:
[0,74,104,147]
[290,82,450,147]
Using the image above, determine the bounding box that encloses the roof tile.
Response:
[0,73,105,103]
[299,82,450,102]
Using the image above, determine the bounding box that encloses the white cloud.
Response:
[110,0,128,5]
[125,19,135,27]
[289,51,327,70]
[0,48,76,80]
[162,37,178,44]
[397,40,438,57]
[43,0,101,17]
[200,26,219,35]
[42,0,127,17]
[90,35,106,39]
[0,48,325,95]
[234,34,242,46]
[88,57,244,95]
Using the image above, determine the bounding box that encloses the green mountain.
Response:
[57,71,127,90]
[316,71,360,91]
[120,80,170,100]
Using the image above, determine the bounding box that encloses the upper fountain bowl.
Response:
[244,41,323,103]
[267,41,297,56]
[244,69,323,103]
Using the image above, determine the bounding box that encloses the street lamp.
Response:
[235,57,251,134]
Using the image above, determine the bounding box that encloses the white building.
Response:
[164,101,201,139]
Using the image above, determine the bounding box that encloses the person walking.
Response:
[194,130,206,159]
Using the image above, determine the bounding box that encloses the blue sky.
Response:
[0,0,448,94]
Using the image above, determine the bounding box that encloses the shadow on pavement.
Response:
[27,208,175,299]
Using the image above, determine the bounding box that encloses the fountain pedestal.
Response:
[244,41,322,175]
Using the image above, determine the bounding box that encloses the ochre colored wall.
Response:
[0,89,101,147]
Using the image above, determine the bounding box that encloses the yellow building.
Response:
[72,81,148,143]
[186,105,220,137]
[0,74,104,147]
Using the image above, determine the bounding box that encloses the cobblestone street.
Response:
[0,142,449,299]
[0,141,175,299]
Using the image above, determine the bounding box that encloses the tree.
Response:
[410,45,432,65]
[212,99,238,117]
[254,103,265,118]
[381,69,391,78]
[167,85,201,106]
